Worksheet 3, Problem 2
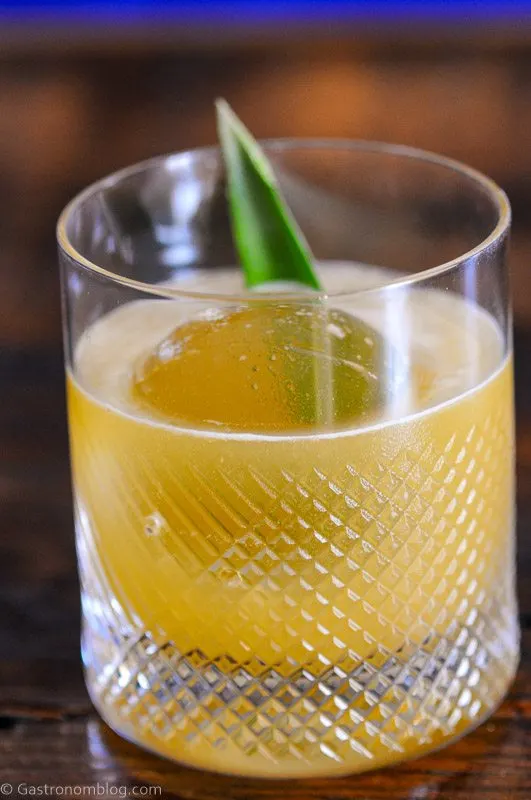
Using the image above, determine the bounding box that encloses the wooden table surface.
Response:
[0,324,529,800]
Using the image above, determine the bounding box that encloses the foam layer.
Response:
[73,263,504,433]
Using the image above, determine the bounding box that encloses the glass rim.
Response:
[57,138,511,303]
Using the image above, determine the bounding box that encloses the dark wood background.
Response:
[1,25,531,799]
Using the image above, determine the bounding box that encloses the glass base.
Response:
[88,677,515,781]
[82,620,518,779]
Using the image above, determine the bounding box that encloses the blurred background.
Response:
[2,0,531,352]
[3,0,531,709]
[0,0,531,348]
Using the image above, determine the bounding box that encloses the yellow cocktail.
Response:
[67,265,517,777]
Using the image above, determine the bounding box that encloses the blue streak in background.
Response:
[0,0,530,19]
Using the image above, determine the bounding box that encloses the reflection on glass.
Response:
[59,142,518,779]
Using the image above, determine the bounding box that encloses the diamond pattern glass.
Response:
[59,141,517,779]
[72,360,518,777]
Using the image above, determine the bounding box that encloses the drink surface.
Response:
[68,264,518,777]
